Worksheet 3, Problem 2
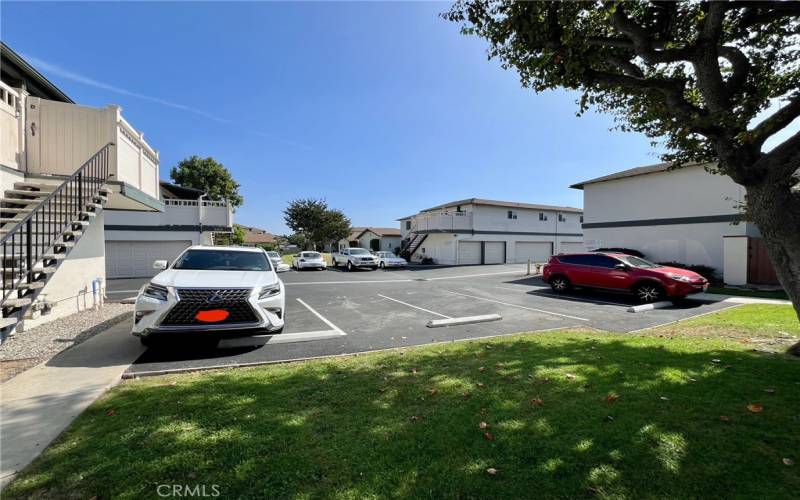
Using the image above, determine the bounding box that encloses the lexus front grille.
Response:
[160,288,258,326]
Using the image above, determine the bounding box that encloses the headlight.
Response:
[668,273,693,283]
[143,283,168,301]
[258,283,281,299]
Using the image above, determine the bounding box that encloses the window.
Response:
[421,248,426,254]
[456,205,463,212]
[580,216,584,223]
[507,210,518,220]
[558,214,566,222]
[539,213,548,221]
[405,220,411,230]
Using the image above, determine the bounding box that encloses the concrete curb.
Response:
[627,301,673,313]
[426,314,502,328]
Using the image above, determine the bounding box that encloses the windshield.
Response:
[302,252,322,259]
[173,250,272,271]
[350,249,370,255]
[382,253,398,258]
[618,255,659,268]
[266,252,280,258]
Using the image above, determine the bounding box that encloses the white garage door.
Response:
[484,242,505,264]
[514,241,553,264]
[458,241,481,265]
[106,240,192,278]
[561,242,585,253]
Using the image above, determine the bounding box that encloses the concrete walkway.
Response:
[694,292,792,305]
[0,320,143,489]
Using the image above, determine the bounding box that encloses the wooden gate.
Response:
[747,238,780,285]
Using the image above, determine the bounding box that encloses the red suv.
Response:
[542,253,708,303]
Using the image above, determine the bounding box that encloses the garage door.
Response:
[458,241,481,265]
[484,242,505,264]
[561,242,585,253]
[106,240,192,278]
[514,241,553,264]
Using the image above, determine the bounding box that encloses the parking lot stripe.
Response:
[427,270,523,281]
[446,290,590,322]
[377,294,452,319]
[296,298,347,334]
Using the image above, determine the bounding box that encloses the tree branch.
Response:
[692,1,729,113]
[718,46,750,97]
[608,6,695,63]
[751,94,800,147]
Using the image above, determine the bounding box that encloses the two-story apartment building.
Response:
[104,181,233,278]
[0,41,165,337]
[398,198,583,265]
[570,162,777,286]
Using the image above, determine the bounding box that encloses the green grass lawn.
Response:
[6,305,800,499]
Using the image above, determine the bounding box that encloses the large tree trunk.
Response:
[743,169,800,355]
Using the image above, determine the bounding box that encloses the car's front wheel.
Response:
[633,282,664,303]
[379,262,385,269]
[347,261,354,271]
[549,275,571,293]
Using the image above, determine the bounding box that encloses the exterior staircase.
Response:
[0,143,113,341]
[400,232,427,260]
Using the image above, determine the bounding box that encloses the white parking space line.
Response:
[496,285,548,293]
[377,294,452,319]
[446,290,590,322]
[296,298,347,334]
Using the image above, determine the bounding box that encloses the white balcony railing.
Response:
[22,97,160,201]
[105,198,233,229]
[412,212,473,232]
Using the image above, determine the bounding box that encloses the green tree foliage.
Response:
[170,156,244,209]
[283,198,352,250]
[445,1,800,327]
[232,224,246,245]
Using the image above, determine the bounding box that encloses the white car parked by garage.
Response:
[292,251,327,270]
[373,251,407,268]
[132,246,286,347]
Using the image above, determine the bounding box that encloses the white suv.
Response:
[132,246,285,346]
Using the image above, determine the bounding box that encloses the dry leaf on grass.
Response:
[479,421,490,429]
[428,388,438,396]
[479,367,485,372]
[605,393,619,403]
[106,409,116,417]
[410,415,422,422]
[565,373,575,379]
[764,388,777,395]
[783,458,795,466]
[531,397,544,407]
[483,432,495,441]
[486,468,499,476]
[476,382,485,388]
[719,415,731,422]
[746,404,763,413]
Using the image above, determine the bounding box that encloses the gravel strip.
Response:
[0,303,133,383]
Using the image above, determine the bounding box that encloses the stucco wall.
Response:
[473,205,582,236]
[22,212,107,330]
[583,165,745,224]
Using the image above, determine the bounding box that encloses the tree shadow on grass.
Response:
[5,334,800,499]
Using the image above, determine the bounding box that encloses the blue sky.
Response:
[2,1,664,234]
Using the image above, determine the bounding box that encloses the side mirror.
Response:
[153,260,168,270]
[614,263,628,271]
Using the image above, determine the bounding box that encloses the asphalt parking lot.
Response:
[119,264,738,377]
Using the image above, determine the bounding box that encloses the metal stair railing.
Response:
[1,143,114,305]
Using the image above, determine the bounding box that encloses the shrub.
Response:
[657,261,720,283]
[593,247,645,258]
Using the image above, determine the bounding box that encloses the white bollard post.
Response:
[527,258,531,276]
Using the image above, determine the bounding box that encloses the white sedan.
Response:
[374,251,407,268]
[292,251,327,270]
[132,246,286,347]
